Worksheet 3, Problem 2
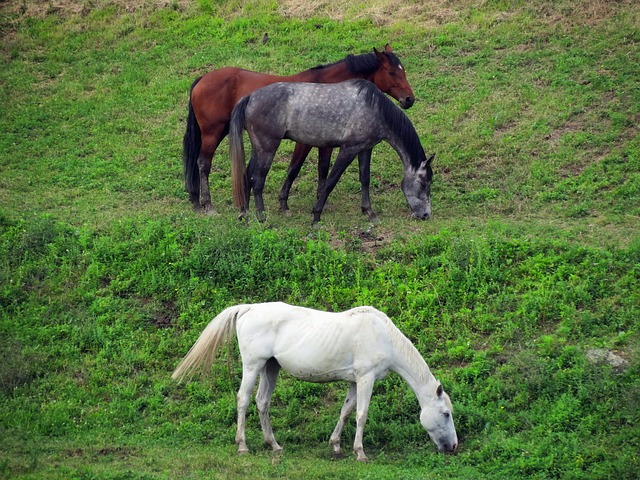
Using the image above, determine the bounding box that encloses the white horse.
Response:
[172,302,458,461]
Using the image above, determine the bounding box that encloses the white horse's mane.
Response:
[355,307,435,385]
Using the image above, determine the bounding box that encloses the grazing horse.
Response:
[172,302,458,461]
[183,45,414,213]
[229,79,434,224]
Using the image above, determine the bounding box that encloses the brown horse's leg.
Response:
[279,143,312,212]
[198,127,227,214]
[196,153,213,213]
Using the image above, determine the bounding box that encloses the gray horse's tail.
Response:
[183,76,203,199]
[229,95,251,210]
[171,304,252,382]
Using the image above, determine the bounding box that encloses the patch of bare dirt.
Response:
[328,225,394,254]
[152,300,178,329]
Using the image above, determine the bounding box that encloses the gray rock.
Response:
[586,348,629,372]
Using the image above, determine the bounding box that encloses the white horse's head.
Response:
[420,383,458,453]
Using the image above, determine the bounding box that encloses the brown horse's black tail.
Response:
[183,77,203,199]
[229,95,250,210]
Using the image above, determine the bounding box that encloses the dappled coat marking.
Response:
[229,79,434,224]
[182,45,415,214]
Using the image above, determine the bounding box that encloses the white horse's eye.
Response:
[444,412,450,418]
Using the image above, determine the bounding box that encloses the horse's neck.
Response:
[385,134,414,172]
[391,338,438,408]
[291,62,369,83]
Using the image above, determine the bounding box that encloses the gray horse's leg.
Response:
[357,149,377,221]
[311,148,359,224]
[279,143,312,212]
[247,138,280,222]
[256,358,282,452]
[329,382,357,458]
[279,146,334,212]
[316,147,333,200]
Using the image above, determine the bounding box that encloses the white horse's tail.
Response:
[171,304,252,382]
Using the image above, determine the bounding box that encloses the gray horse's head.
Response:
[401,154,433,220]
[420,383,458,453]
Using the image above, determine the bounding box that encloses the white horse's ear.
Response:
[436,383,443,397]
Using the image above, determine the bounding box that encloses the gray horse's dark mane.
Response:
[307,50,401,75]
[354,80,426,169]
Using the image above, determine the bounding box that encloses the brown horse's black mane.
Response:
[354,80,427,170]
[308,50,402,75]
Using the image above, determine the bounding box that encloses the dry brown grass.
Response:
[0,0,191,17]
[277,0,477,27]
[2,0,632,27]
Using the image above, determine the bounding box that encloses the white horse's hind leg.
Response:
[329,382,357,458]
[256,358,282,452]
[353,375,375,462]
[235,365,262,454]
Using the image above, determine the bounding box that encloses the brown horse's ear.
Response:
[436,383,444,397]
[373,47,385,62]
[385,44,393,52]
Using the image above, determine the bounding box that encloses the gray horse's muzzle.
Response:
[412,211,431,220]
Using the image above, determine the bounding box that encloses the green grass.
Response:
[1,1,639,478]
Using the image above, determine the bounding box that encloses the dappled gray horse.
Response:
[229,79,434,224]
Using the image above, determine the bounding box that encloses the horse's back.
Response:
[191,68,287,127]
[245,81,381,148]
[236,302,394,382]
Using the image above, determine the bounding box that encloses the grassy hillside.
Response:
[1,1,638,478]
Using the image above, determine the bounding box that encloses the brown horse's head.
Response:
[372,44,415,109]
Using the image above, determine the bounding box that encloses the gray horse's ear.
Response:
[417,155,434,175]
[436,383,444,397]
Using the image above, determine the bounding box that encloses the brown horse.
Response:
[183,44,414,213]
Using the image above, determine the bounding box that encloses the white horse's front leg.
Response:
[235,366,261,454]
[329,382,357,458]
[353,376,375,462]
